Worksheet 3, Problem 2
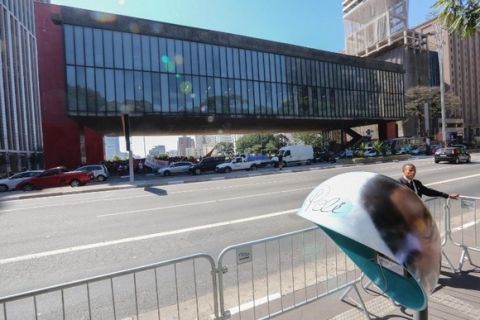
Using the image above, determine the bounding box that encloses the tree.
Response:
[215,142,235,158]
[434,0,480,37]
[292,132,325,150]
[405,86,461,137]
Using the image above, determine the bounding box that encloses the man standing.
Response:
[398,163,459,199]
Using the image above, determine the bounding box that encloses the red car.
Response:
[16,166,93,191]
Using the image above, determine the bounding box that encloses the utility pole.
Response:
[434,23,447,146]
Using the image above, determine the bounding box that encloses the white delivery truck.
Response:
[272,145,314,167]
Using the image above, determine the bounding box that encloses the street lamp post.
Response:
[434,23,447,146]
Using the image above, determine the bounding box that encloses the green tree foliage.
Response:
[435,0,480,37]
[405,86,461,135]
[215,142,235,157]
[236,134,288,154]
[292,132,325,150]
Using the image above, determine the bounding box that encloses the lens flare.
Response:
[180,81,192,94]
[207,115,214,122]
[90,12,117,23]
[175,55,184,65]
[161,55,170,64]
[166,61,176,72]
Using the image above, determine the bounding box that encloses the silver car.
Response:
[75,164,109,181]
[158,162,193,176]
[0,170,43,192]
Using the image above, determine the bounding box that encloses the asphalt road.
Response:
[1,155,479,300]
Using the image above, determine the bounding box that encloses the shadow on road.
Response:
[437,268,480,291]
[143,186,168,196]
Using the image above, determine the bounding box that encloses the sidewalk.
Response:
[275,232,480,319]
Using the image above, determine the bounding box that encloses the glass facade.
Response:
[64,24,404,120]
[0,0,44,175]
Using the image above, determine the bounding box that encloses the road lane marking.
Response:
[228,293,281,316]
[0,209,298,265]
[97,187,312,218]
[425,173,480,186]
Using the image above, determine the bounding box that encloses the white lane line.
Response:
[97,187,312,218]
[452,220,479,232]
[228,293,281,316]
[425,173,480,186]
[0,209,298,265]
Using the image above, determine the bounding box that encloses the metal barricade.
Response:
[424,197,449,247]
[216,227,361,320]
[0,254,219,320]
[446,195,480,271]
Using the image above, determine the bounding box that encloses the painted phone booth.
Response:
[297,172,441,311]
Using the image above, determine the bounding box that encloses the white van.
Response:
[272,145,314,167]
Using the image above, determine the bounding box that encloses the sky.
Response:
[50,0,440,154]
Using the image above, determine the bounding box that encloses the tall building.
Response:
[415,19,480,141]
[149,145,166,156]
[177,136,195,157]
[104,136,120,160]
[0,0,46,175]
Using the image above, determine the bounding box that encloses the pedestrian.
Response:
[277,152,283,170]
[398,163,459,199]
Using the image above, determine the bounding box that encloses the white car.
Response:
[75,164,109,181]
[0,170,43,192]
[158,162,193,176]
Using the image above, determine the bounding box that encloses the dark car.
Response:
[189,157,226,175]
[434,147,471,164]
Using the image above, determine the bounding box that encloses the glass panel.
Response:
[167,38,175,73]
[252,51,258,81]
[86,67,96,112]
[95,68,106,113]
[177,76,185,112]
[152,72,161,112]
[184,75,193,112]
[133,35,142,70]
[254,81,261,114]
[134,71,144,112]
[245,50,253,80]
[239,49,246,80]
[122,32,132,69]
[192,76,200,112]
[233,48,240,79]
[220,46,227,78]
[191,42,199,75]
[269,54,276,83]
[143,72,152,112]
[235,79,241,114]
[125,71,134,113]
[161,73,169,112]
[198,43,206,75]
[64,25,75,65]
[150,37,160,72]
[212,45,221,77]
[142,35,151,71]
[264,53,270,82]
[221,78,229,114]
[265,82,272,114]
[66,65,76,111]
[84,28,94,67]
[159,38,168,73]
[168,74,178,112]
[74,26,84,65]
[104,30,113,68]
[260,52,267,82]
[215,78,222,113]
[200,76,208,113]
[105,69,115,113]
[93,28,104,67]
[76,66,86,111]
[227,48,234,79]
[174,39,183,74]
[115,70,125,113]
[113,31,123,69]
[207,77,215,113]
[183,41,191,75]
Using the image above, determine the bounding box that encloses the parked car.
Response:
[434,147,471,164]
[189,157,226,175]
[16,167,93,191]
[75,164,109,181]
[363,148,377,157]
[271,145,314,167]
[216,157,262,173]
[158,162,193,176]
[0,170,43,192]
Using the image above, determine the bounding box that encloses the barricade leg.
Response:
[441,250,458,273]
[458,246,473,272]
[340,282,371,320]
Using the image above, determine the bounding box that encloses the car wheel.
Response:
[434,159,439,163]
[22,184,34,192]
[225,167,232,173]
[455,157,460,164]
[163,171,171,176]
[195,168,201,175]
[97,175,106,182]
[467,157,471,163]
[0,184,8,192]
[250,165,257,171]
[70,179,80,187]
